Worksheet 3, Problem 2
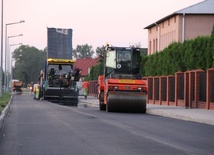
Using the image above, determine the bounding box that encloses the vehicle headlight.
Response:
[114,86,118,90]
[137,87,142,91]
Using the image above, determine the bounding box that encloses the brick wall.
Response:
[146,68,214,110]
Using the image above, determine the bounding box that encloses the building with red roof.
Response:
[74,57,98,81]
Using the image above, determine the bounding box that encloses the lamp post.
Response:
[0,0,4,96]
[5,34,23,90]
[4,20,24,91]
[9,43,22,90]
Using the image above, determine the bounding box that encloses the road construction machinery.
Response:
[11,79,23,93]
[41,28,80,105]
[42,58,80,103]
[98,45,147,113]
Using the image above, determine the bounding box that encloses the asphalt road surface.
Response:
[0,93,214,155]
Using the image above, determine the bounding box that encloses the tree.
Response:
[84,45,106,81]
[129,42,142,48]
[95,45,105,62]
[12,45,46,86]
[211,24,214,38]
[73,44,94,58]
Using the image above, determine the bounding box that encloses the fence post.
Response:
[206,68,214,109]
[143,77,148,103]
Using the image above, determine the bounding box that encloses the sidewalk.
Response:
[78,96,214,126]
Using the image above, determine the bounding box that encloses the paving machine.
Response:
[41,27,80,105]
[42,58,80,104]
[98,45,147,112]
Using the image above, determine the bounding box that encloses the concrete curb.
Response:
[78,98,214,126]
[0,93,14,131]
[146,110,214,126]
[146,105,214,126]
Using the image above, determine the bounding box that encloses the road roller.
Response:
[98,45,147,113]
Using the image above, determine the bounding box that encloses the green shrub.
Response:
[143,34,214,76]
[0,92,12,113]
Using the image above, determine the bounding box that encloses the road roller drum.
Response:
[106,92,147,113]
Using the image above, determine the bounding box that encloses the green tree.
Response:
[85,65,102,81]
[211,24,214,38]
[73,44,94,58]
[12,45,46,86]
[95,45,105,62]
[130,42,142,48]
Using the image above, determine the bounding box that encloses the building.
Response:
[74,58,98,81]
[144,0,214,55]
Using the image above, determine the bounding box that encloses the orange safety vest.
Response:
[82,82,89,89]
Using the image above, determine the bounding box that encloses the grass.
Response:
[0,92,12,113]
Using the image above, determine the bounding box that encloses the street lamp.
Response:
[9,43,22,91]
[4,20,25,91]
[5,34,23,90]
[0,0,4,96]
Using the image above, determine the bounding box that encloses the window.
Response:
[162,22,164,28]
[168,19,170,26]
[174,16,176,23]
[153,39,155,53]
[156,38,158,52]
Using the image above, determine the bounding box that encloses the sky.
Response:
[2,0,203,52]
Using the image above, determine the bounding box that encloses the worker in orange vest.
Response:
[82,81,89,99]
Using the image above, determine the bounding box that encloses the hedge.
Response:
[142,35,214,76]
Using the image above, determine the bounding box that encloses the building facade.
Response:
[145,0,214,55]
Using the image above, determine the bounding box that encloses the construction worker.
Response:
[33,83,37,99]
[82,81,89,99]
[33,82,39,100]
[36,82,40,100]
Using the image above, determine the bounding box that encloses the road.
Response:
[0,93,214,155]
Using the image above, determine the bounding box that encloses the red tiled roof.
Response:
[74,58,98,77]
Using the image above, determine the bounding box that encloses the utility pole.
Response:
[0,0,4,97]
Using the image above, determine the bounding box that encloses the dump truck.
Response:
[98,45,147,113]
[11,79,23,93]
[41,28,80,104]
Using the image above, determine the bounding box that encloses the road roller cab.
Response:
[98,46,148,113]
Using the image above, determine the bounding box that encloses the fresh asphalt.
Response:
[1,93,214,133]
[1,93,214,155]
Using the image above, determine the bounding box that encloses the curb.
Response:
[146,110,214,126]
[79,99,214,126]
[0,93,14,131]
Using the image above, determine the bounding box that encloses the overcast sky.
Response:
[2,0,202,51]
